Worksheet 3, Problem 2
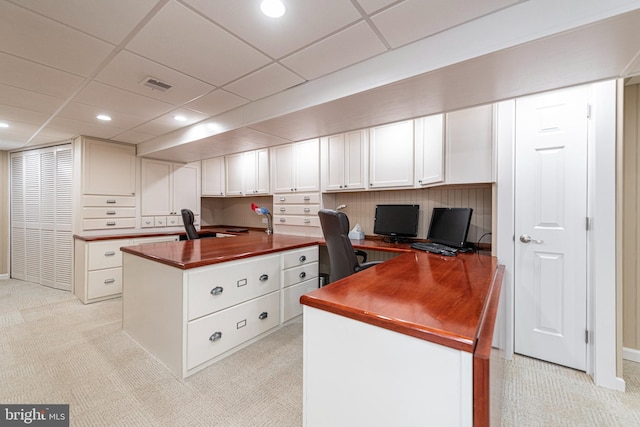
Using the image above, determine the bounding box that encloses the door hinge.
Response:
[587,104,592,119]
[585,329,590,344]
[586,217,590,231]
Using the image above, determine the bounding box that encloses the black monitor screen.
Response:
[427,207,473,248]
[373,204,419,240]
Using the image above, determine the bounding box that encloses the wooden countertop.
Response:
[300,249,501,353]
[120,230,320,269]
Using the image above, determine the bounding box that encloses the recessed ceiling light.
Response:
[96,114,111,121]
[261,0,285,18]
[174,115,187,122]
[0,122,9,128]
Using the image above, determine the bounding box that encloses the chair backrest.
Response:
[318,209,360,282]
[181,208,199,240]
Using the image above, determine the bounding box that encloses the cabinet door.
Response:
[202,156,225,196]
[83,138,135,196]
[141,159,172,216]
[294,138,319,192]
[415,114,444,187]
[255,148,270,194]
[225,153,245,196]
[173,162,200,215]
[243,151,257,195]
[272,144,296,193]
[344,130,366,190]
[446,104,494,184]
[369,120,414,189]
[324,134,346,191]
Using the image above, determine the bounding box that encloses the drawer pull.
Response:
[106,221,116,226]
[106,210,116,215]
[103,278,115,284]
[299,255,307,262]
[304,208,310,213]
[259,274,269,282]
[209,331,223,342]
[280,207,286,212]
[304,196,310,201]
[279,218,286,223]
[104,251,116,256]
[210,286,224,296]
[106,199,116,204]
[258,312,268,320]
[280,197,286,201]
[304,219,311,224]
[299,271,307,279]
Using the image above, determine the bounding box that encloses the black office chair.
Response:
[318,209,382,282]
[181,209,199,240]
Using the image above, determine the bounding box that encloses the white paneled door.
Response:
[11,144,73,291]
[514,86,588,371]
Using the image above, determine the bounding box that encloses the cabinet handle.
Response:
[280,207,286,212]
[210,286,224,296]
[303,196,310,201]
[304,219,311,224]
[280,218,286,223]
[103,278,115,284]
[280,197,286,201]
[299,255,306,262]
[106,199,116,204]
[106,211,116,215]
[304,208,310,213]
[106,221,116,226]
[104,251,116,256]
[299,271,306,279]
[258,312,268,320]
[290,188,294,192]
[259,274,269,282]
[209,332,223,342]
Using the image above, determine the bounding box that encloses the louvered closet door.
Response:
[10,145,73,290]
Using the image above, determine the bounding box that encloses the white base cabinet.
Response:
[123,245,319,378]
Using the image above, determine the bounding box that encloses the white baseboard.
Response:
[623,347,640,363]
[0,273,9,280]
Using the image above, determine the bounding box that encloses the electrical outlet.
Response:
[262,218,268,224]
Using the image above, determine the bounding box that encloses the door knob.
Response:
[520,234,544,244]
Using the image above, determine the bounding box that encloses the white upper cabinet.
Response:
[202,156,225,197]
[369,120,415,189]
[446,104,494,184]
[225,149,270,196]
[415,114,445,187]
[141,158,200,216]
[322,130,367,192]
[272,139,320,194]
[83,138,135,196]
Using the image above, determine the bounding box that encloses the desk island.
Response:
[120,233,504,426]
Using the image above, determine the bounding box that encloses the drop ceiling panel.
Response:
[0,84,65,115]
[184,0,362,59]
[132,108,210,136]
[372,0,521,48]
[126,1,271,86]
[355,0,398,14]
[112,129,156,145]
[74,82,175,120]
[95,51,216,106]
[0,53,84,99]
[224,64,305,101]
[184,89,248,116]
[282,21,387,80]
[57,102,150,130]
[11,0,160,45]
[0,1,114,76]
[49,116,127,140]
[0,105,49,126]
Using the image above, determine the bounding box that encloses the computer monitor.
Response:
[427,207,473,248]
[373,204,420,242]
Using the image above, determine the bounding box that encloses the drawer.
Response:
[83,195,135,207]
[187,291,280,370]
[141,217,154,228]
[275,204,320,216]
[133,236,179,245]
[83,218,136,230]
[283,262,319,287]
[282,246,319,269]
[282,278,319,322]
[187,254,281,321]
[83,207,135,219]
[275,216,320,227]
[87,267,122,300]
[166,215,182,227]
[87,239,129,270]
[275,193,320,204]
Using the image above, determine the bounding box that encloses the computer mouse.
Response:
[441,250,457,257]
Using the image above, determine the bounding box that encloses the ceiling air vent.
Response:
[140,76,173,92]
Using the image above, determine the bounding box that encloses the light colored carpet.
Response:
[1,278,639,426]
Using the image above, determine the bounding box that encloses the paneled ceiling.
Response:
[2,0,640,161]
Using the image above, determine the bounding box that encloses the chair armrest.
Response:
[354,249,368,263]
[354,261,383,272]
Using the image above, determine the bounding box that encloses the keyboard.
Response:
[410,241,457,256]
